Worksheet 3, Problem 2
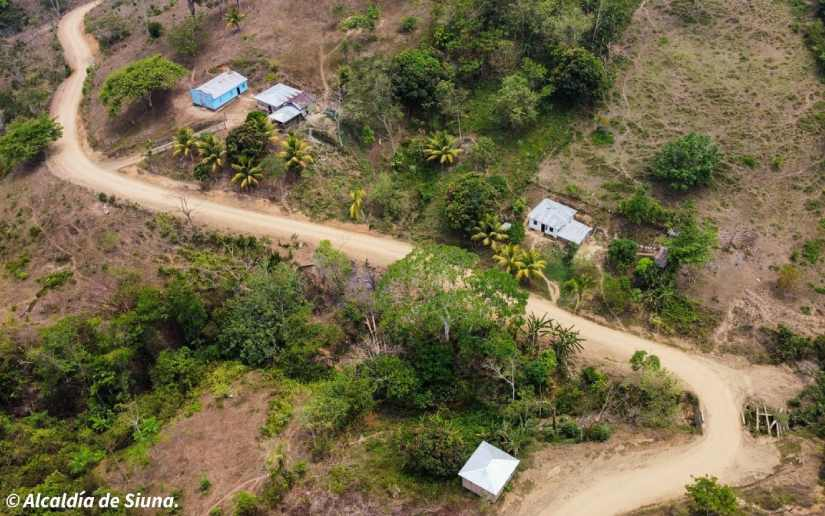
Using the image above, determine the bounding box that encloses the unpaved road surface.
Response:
[48,3,776,514]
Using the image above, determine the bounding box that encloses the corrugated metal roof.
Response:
[193,71,247,98]
[269,105,302,124]
[557,220,592,245]
[255,83,302,108]
[528,199,576,228]
[458,441,519,497]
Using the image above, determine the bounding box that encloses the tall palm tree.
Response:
[278,134,314,174]
[195,133,226,173]
[521,313,557,356]
[225,6,245,32]
[551,324,585,379]
[563,274,596,311]
[349,189,366,221]
[493,244,522,274]
[514,248,547,284]
[471,214,509,249]
[230,155,263,190]
[172,127,196,161]
[424,131,462,167]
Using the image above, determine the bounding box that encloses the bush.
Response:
[776,263,801,294]
[400,16,418,33]
[495,73,540,129]
[618,188,670,226]
[226,111,273,161]
[442,173,501,235]
[585,423,613,442]
[558,418,582,441]
[303,368,375,435]
[685,476,739,516]
[651,133,721,191]
[600,274,639,314]
[607,238,638,269]
[168,14,207,58]
[0,114,63,175]
[150,347,203,393]
[360,355,427,409]
[147,21,163,39]
[551,47,610,104]
[399,415,468,478]
[390,48,448,110]
[232,491,260,516]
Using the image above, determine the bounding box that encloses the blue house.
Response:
[190,71,248,111]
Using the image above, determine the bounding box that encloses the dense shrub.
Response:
[585,422,613,442]
[551,47,610,104]
[600,274,639,314]
[400,16,418,33]
[399,415,468,478]
[217,265,311,367]
[226,112,273,161]
[618,188,670,226]
[147,21,163,39]
[360,355,428,409]
[685,476,739,516]
[0,0,28,36]
[607,238,638,269]
[150,347,202,393]
[0,114,63,175]
[442,173,501,235]
[303,368,376,435]
[390,48,448,110]
[495,73,540,129]
[651,133,721,191]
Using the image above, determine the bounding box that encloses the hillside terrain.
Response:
[2,0,825,515]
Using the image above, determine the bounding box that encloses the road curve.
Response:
[48,3,751,514]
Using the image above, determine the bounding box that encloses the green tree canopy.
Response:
[390,48,449,110]
[0,114,62,175]
[551,46,610,104]
[442,172,501,235]
[495,73,540,129]
[99,55,187,115]
[651,133,721,191]
[685,476,739,516]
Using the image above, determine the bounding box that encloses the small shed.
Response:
[254,83,315,127]
[458,441,520,502]
[190,71,248,111]
[527,198,592,245]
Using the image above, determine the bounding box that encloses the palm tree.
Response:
[424,131,462,167]
[278,134,314,174]
[471,214,509,249]
[225,6,245,32]
[521,313,557,355]
[172,127,196,161]
[514,248,547,284]
[195,133,226,173]
[551,324,585,379]
[493,244,522,274]
[563,274,596,311]
[349,189,366,221]
[230,155,263,190]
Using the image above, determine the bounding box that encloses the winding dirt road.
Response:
[47,3,774,514]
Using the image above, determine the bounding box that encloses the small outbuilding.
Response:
[458,441,520,502]
[254,83,315,127]
[190,71,248,111]
[527,198,593,246]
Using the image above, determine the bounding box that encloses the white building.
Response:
[458,441,520,502]
[527,198,592,245]
[253,83,314,127]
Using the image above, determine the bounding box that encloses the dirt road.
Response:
[48,3,775,514]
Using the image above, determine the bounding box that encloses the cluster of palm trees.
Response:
[173,128,226,179]
[470,213,547,285]
[171,125,314,191]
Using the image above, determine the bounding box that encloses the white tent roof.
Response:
[458,441,520,497]
[269,105,302,124]
[557,220,592,245]
[194,71,247,98]
[255,83,301,108]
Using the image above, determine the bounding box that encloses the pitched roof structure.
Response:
[528,198,593,245]
[458,441,520,498]
[254,83,302,108]
[193,71,247,98]
[269,105,302,124]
